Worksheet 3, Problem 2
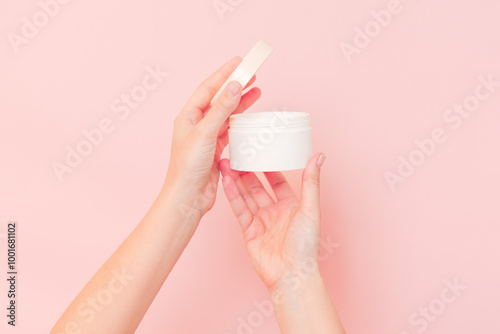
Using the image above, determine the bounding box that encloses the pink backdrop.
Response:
[1,0,499,333]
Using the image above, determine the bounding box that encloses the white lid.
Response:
[210,40,274,106]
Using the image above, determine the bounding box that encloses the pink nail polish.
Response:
[317,154,326,167]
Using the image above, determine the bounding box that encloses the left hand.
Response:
[163,56,261,218]
[219,153,326,292]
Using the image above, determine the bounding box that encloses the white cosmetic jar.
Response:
[228,111,312,171]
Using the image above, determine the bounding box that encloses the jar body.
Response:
[228,112,312,171]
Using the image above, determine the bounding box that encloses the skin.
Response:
[219,155,345,334]
[50,56,345,334]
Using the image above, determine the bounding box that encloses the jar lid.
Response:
[210,40,274,106]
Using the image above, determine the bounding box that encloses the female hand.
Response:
[219,153,326,292]
[220,154,345,334]
[163,56,261,219]
[50,58,263,334]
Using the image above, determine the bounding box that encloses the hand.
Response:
[219,153,327,292]
[163,57,261,218]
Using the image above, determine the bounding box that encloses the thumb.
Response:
[300,153,326,219]
[196,80,242,140]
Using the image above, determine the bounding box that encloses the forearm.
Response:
[51,182,200,334]
[269,270,345,334]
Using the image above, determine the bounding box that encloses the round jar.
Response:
[228,111,312,171]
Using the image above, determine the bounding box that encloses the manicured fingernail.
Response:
[226,81,240,97]
[317,154,326,167]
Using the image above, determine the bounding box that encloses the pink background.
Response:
[1,0,499,333]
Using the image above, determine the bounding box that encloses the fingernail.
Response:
[317,154,326,168]
[226,81,240,97]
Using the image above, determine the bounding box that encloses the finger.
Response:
[240,172,274,208]
[183,56,242,113]
[300,153,326,220]
[196,80,242,140]
[231,86,261,116]
[217,86,262,138]
[221,173,253,231]
[219,159,259,215]
[264,171,297,202]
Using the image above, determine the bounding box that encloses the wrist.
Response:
[268,268,345,334]
[268,264,325,307]
[162,170,214,218]
[156,180,203,227]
